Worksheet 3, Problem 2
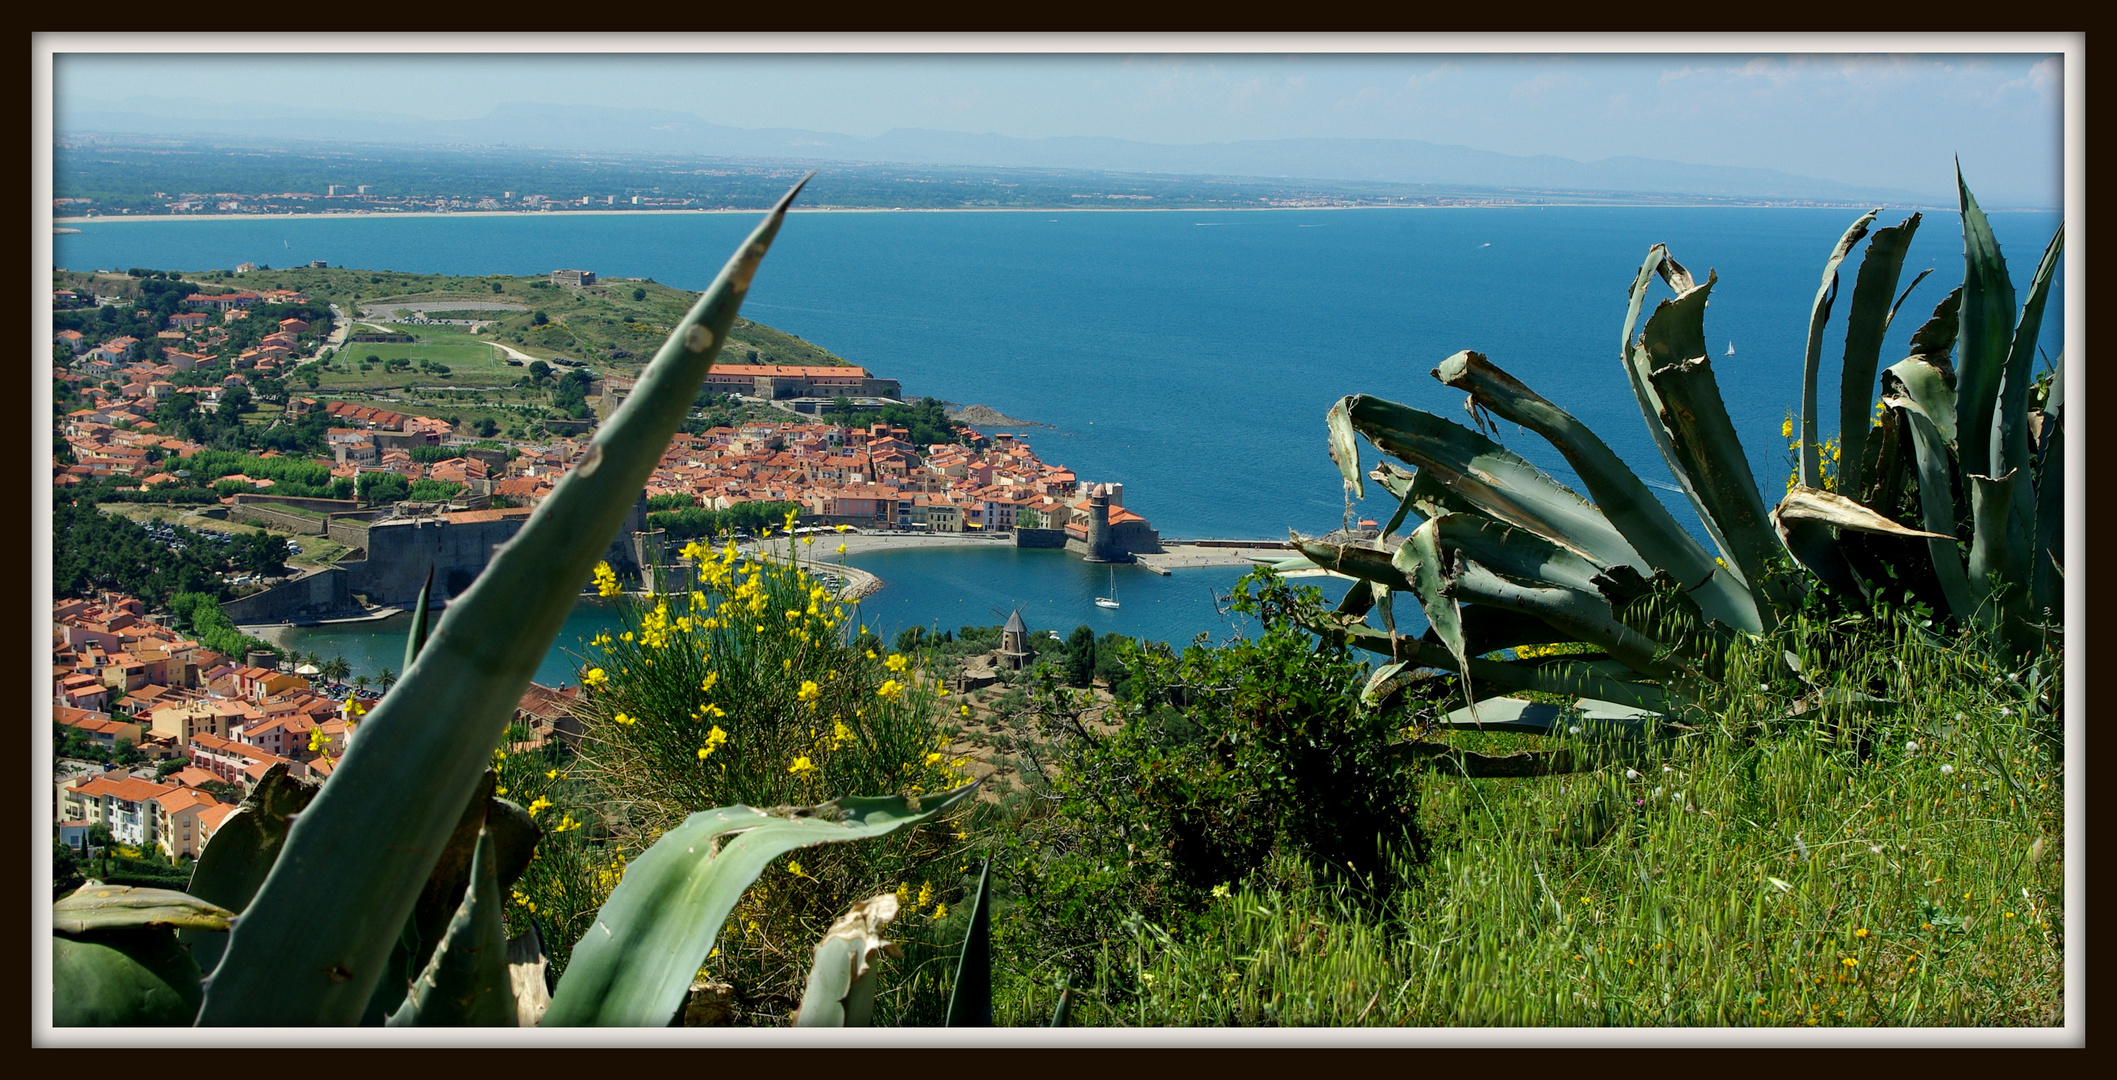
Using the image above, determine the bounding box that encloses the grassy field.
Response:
[977,622,2066,1028]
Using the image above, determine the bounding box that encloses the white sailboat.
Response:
[1726,341,1736,356]
[1094,565,1120,608]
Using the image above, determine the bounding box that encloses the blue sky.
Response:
[48,45,2069,207]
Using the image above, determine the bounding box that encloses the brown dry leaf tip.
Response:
[575,443,604,478]
[685,324,716,353]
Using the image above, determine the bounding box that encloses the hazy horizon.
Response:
[44,44,2071,210]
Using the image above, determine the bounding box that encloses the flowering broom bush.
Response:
[518,522,977,1021]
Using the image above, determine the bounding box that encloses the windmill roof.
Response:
[1003,609,1027,634]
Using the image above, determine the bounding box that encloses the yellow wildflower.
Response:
[527,796,554,818]
[593,561,621,597]
[582,667,608,687]
[613,712,636,725]
[787,860,808,878]
[700,672,720,693]
[546,768,559,779]
[1783,418,1794,439]
[788,756,816,775]
[876,679,905,701]
[885,653,909,673]
[697,725,729,760]
[933,902,948,919]
[798,680,822,704]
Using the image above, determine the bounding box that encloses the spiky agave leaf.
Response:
[1799,211,1881,489]
[543,786,974,1027]
[197,178,812,1026]
[1837,213,1922,495]
[1432,350,1760,633]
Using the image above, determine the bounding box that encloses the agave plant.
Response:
[51,178,979,1029]
[1276,168,2063,722]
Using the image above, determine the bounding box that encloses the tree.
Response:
[322,656,352,683]
[234,529,288,578]
[631,287,646,301]
[475,417,499,438]
[532,310,549,326]
[1065,625,1097,687]
[215,384,253,422]
[376,667,397,692]
[357,471,410,505]
[353,674,370,691]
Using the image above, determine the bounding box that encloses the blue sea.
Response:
[56,205,2064,675]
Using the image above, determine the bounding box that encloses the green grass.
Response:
[985,620,2065,1027]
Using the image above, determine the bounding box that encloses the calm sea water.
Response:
[58,205,2063,670]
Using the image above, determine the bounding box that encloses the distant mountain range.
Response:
[60,97,1963,208]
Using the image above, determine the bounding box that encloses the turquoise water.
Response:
[839,545,1351,648]
[63,205,2064,667]
[277,601,629,689]
[274,551,1353,686]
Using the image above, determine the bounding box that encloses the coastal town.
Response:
[48,263,1173,876]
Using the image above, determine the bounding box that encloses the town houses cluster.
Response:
[51,590,585,863]
[614,420,1151,541]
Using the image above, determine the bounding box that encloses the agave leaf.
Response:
[1886,403,1977,621]
[1361,660,1414,708]
[387,828,515,1027]
[506,922,553,1029]
[1648,356,1788,614]
[1885,268,1937,332]
[1395,518,1471,703]
[1907,286,1964,372]
[1433,695,1664,738]
[1335,623,1668,712]
[1616,246,1690,503]
[54,884,235,936]
[1295,534,1409,592]
[795,894,903,1028]
[1639,268,1716,372]
[197,180,811,1027]
[1449,604,1573,656]
[403,565,434,673]
[1884,357,1959,445]
[180,765,316,977]
[1770,509,1867,601]
[2033,389,2063,620]
[1326,396,1364,498]
[1837,213,1922,495]
[1049,974,1074,1027]
[1620,256,1777,605]
[1334,578,1376,619]
[1429,512,1608,595]
[1434,351,1759,633]
[1953,169,2015,491]
[1966,469,2037,652]
[543,785,973,1027]
[1994,227,2065,472]
[1342,394,1643,572]
[1800,210,1880,489]
[1775,486,1951,542]
[944,857,994,1028]
[1449,560,1685,681]
[52,930,204,1027]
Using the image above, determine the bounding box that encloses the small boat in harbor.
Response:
[1094,565,1120,609]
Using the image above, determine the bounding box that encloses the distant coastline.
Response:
[48,199,1907,228]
